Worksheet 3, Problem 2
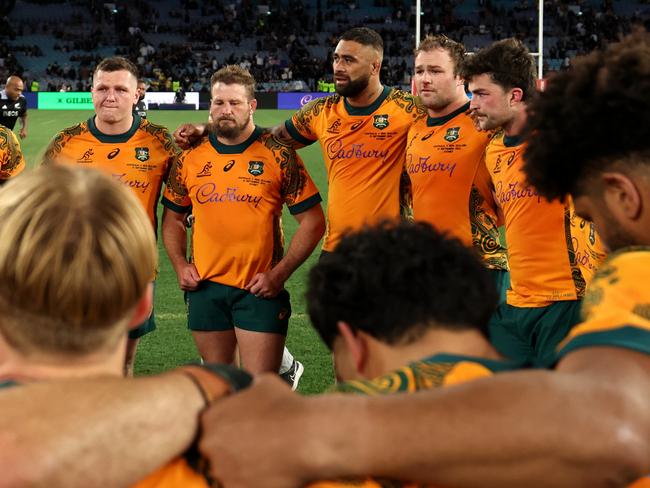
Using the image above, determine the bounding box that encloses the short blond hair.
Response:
[0,166,157,355]
[210,65,256,100]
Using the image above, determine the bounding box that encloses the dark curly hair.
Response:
[339,27,384,56]
[523,30,650,201]
[306,221,498,350]
[460,38,536,101]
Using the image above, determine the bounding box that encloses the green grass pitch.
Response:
[20,109,335,394]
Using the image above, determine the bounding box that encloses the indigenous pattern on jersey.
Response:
[162,126,321,289]
[485,132,605,307]
[285,87,427,251]
[43,114,179,231]
[558,247,650,358]
[0,91,27,130]
[0,124,25,181]
[334,353,518,394]
[311,354,520,488]
[406,103,507,270]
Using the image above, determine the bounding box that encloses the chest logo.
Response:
[135,147,150,162]
[373,114,389,130]
[197,162,212,177]
[444,127,460,142]
[327,119,342,134]
[248,160,264,176]
[223,160,235,172]
[107,148,120,159]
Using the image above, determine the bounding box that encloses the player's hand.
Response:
[173,123,206,149]
[19,127,27,139]
[199,375,312,488]
[245,270,284,298]
[175,262,201,291]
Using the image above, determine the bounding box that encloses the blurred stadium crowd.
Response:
[1,0,648,93]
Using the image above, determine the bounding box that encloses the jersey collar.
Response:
[209,125,263,154]
[344,86,391,116]
[503,134,525,147]
[88,114,141,143]
[426,102,470,127]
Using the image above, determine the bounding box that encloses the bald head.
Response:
[5,76,24,101]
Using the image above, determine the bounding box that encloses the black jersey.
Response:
[0,91,27,130]
[134,99,147,119]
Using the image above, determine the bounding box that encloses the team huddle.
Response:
[0,25,649,488]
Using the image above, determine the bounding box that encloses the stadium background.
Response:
[3,0,649,393]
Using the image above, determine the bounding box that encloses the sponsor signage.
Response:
[37,92,201,110]
[277,92,329,110]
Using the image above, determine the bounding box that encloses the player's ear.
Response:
[337,321,368,375]
[127,283,154,331]
[509,87,524,105]
[249,98,257,113]
[602,172,642,221]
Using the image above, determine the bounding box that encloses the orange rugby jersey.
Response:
[132,458,208,488]
[558,247,650,358]
[0,124,25,181]
[162,127,321,289]
[486,132,605,307]
[285,87,427,251]
[43,115,179,231]
[406,103,507,270]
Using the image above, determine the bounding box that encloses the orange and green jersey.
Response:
[485,132,605,307]
[43,114,179,232]
[558,247,650,358]
[406,103,507,271]
[285,87,427,251]
[0,123,25,181]
[162,127,321,289]
[309,353,521,488]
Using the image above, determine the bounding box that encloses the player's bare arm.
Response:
[18,112,27,139]
[173,123,207,149]
[246,203,325,298]
[162,207,201,291]
[198,351,650,488]
[0,374,204,488]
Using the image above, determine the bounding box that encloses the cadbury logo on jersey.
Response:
[197,162,212,177]
[107,148,120,159]
[135,147,150,162]
[248,161,264,176]
[373,114,389,130]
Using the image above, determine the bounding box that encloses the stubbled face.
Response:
[573,192,638,253]
[5,79,24,101]
[332,40,377,98]
[414,48,461,112]
[92,70,138,125]
[209,82,255,139]
[468,73,513,131]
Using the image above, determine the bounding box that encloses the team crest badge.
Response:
[135,147,150,162]
[248,160,264,176]
[373,114,389,130]
[444,127,460,142]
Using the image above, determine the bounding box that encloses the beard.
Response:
[211,114,250,139]
[600,212,638,252]
[335,73,371,98]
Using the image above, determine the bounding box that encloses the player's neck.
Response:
[362,328,502,380]
[502,104,528,138]
[217,121,256,146]
[0,334,126,381]
[345,79,384,107]
[94,115,135,136]
[426,93,470,119]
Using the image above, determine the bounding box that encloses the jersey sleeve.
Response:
[557,249,650,358]
[162,151,192,213]
[0,127,25,180]
[280,148,322,215]
[283,98,322,146]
